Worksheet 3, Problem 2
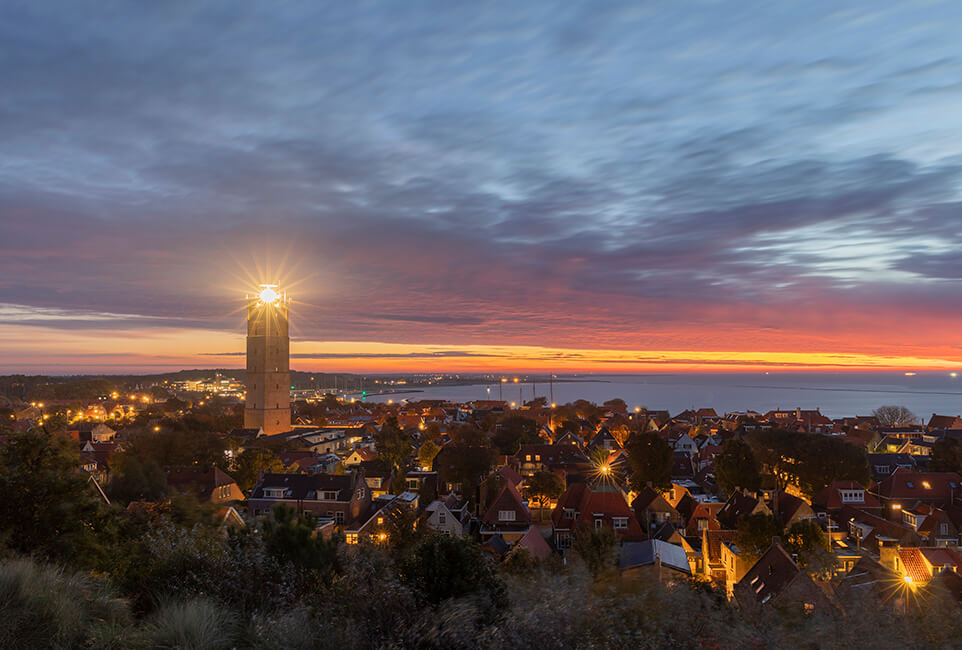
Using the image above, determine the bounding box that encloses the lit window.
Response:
[922,481,931,489]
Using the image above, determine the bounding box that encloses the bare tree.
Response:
[873,405,918,427]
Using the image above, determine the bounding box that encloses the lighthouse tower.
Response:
[244,285,291,435]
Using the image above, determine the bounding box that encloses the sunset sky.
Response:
[2,2,962,374]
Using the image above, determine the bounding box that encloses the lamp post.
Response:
[903,575,913,616]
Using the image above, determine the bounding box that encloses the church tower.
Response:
[244,285,291,435]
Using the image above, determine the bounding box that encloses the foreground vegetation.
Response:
[2,428,961,648]
[3,536,962,650]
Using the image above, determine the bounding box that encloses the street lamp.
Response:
[903,575,914,616]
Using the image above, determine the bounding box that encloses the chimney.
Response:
[879,544,900,572]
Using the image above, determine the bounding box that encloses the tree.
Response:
[0,429,104,562]
[746,428,869,498]
[785,519,837,579]
[421,421,441,442]
[108,453,167,503]
[383,503,425,553]
[603,398,627,414]
[261,505,340,577]
[399,534,506,610]
[375,417,413,471]
[625,431,673,492]
[233,447,285,492]
[873,405,918,427]
[572,523,616,577]
[492,415,540,454]
[525,470,565,521]
[735,513,782,562]
[416,439,441,470]
[390,470,408,495]
[930,438,962,474]
[122,428,229,471]
[714,438,761,495]
[449,423,489,447]
[435,444,495,499]
[572,400,602,424]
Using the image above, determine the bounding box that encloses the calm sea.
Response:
[363,372,962,420]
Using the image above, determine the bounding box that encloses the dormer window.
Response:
[263,488,286,498]
[840,489,864,504]
[321,490,338,501]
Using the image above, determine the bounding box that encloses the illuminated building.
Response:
[244,285,291,435]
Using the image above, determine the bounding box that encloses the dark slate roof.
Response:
[484,534,510,556]
[735,542,800,605]
[717,491,763,529]
[517,444,589,466]
[619,540,691,574]
[165,466,237,497]
[228,428,262,440]
[251,472,354,500]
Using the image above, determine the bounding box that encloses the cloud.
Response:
[3,1,962,371]
[203,350,504,360]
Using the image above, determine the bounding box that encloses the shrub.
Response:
[146,598,237,650]
[0,557,133,648]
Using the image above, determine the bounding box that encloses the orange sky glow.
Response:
[4,321,961,375]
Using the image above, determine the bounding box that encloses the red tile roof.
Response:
[873,470,962,502]
[516,526,552,560]
[812,480,879,510]
[895,547,962,584]
[704,529,739,563]
[482,481,530,526]
[551,483,644,540]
